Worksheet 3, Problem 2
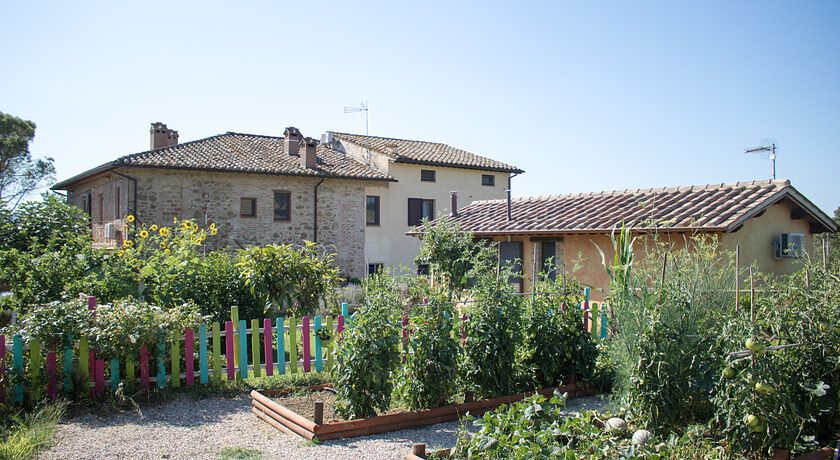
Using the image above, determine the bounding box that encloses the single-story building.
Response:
[419,180,837,299]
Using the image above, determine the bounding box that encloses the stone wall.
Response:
[65,167,369,279]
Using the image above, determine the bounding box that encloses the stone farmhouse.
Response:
[52,123,521,279]
[425,180,837,299]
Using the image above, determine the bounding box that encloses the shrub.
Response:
[14,298,90,347]
[459,246,523,399]
[333,271,401,419]
[237,241,341,317]
[396,286,459,410]
[187,251,264,322]
[88,299,206,360]
[0,193,90,253]
[414,216,482,293]
[517,276,595,389]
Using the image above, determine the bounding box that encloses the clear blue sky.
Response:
[2,1,838,214]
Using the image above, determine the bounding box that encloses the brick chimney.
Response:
[300,137,317,169]
[150,122,178,150]
[284,127,302,156]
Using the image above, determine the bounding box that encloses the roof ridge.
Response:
[116,132,233,163]
[332,131,445,146]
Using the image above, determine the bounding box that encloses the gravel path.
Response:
[40,394,608,460]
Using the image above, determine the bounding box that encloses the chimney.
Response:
[300,137,317,169]
[150,122,178,150]
[284,126,302,156]
[449,191,459,217]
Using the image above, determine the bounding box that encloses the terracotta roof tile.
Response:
[116,132,393,181]
[433,180,837,235]
[333,132,523,173]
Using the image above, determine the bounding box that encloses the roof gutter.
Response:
[506,171,522,221]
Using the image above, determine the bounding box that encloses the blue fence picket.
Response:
[314,316,323,372]
[13,335,24,403]
[110,358,120,391]
[63,342,73,393]
[238,320,248,379]
[276,317,285,375]
[199,323,209,385]
[157,340,166,389]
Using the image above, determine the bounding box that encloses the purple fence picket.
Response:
[47,347,57,400]
[95,359,105,396]
[140,345,150,390]
[88,295,97,399]
[185,328,194,387]
[225,321,235,381]
[336,315,345,343]
[263,318,273,377]
[302,316,311,373]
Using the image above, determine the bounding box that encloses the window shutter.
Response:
[408,198,423,226]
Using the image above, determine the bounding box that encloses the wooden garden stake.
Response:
[805,270,811,295]
[658,252,668,304]
[412,443,426,457]
[822,238,828,271]
[313,401,324,425]
[735,245,740,314]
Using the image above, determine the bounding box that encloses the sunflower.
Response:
[210,223,217,230]
[210,228,219,235]
[159,227,170,237]
[181,222,191,232]
[117,250,124,257]
[126,215,135,223]
[160,242,167,249]
[123,239,133,247]
[164,248,171,254]
[139,230,149,238]
[150,224,159,231]
[173,216,178,224]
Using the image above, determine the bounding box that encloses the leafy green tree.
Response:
[0,112,55,210]
[0,193,90,252]
[415,216,481,293]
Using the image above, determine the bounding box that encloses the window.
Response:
[499,241,524,292]
[482,174,495,186]
[408,198,435,226]
[82,192,92,217]
[417,264,430,276]
[541,241,557,281]
[366,195,380,226]
[240,197,257,217]
[97,194,104,222]
[368,263,384,276]
[273,191,291,221]
[774,233,805,259]
[420,169,436,182]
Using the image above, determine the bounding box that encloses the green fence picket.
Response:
[30,339,42,401]
[170,335,180,388]
[288,317,298,374]
[79,337,90,388]
[325,316,334,372]
[126,356,135,390]
[231,306,240,368]
[590,302,600,338]
[250,319,261,378]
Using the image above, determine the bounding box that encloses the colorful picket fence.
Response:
[0,294,608,405]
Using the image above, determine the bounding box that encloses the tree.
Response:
[414,216,481,293]
[0,112,55,210]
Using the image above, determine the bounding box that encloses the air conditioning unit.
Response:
[104,223,116,240]
[774,233,804,259]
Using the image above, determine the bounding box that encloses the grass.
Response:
[217,446,262,460]
[0,401,67,460]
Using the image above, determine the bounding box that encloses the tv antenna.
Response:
[344,101,369,135]
[744,140,777,180]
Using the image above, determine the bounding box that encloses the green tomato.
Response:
[755,382,775,394]
[723,367,736,379]
[745,414,760,427]
[750,422,766,433]
[746,337,765,353]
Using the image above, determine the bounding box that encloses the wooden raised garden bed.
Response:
[250,382,594,441]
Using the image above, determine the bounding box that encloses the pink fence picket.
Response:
[263,318,273,377]
[185,328,194,387]
[140,345,150,390]
[46,347,57,400]
[225,321,235,381]
[88,296,97,398]
[302,316,311,373]
[336,315,345,343]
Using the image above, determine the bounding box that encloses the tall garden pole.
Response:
[734,245,740,314]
